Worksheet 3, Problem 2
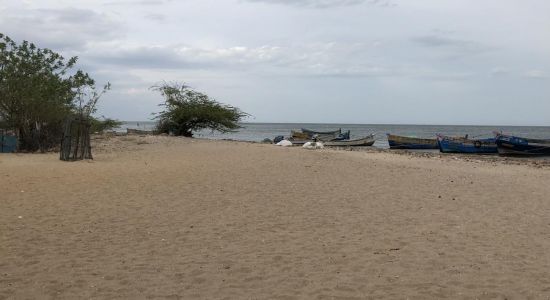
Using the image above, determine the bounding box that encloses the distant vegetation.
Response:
[0,33,247,153]
[90,117,123,133]
[0,33,119,152]
[153,83,248,137]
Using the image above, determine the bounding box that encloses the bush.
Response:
[153,83,248,137]
[0,33,111,151]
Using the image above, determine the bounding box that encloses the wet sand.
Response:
[1,135,550,299]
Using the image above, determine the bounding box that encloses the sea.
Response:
[119,121,550,149]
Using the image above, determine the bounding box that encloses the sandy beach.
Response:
[1,135,550,299]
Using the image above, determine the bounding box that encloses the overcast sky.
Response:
[1,0,549,125]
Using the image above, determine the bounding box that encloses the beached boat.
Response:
[324,134,375,147]
[495,133,550,156]
[437,135,497,154]
[332,130,351,141]
[291,130,310,140]
[387,134,438,149]
[301,128,342,141]
[299,130,350,140]
[288,131,317,145]
[301,128,341,136]
[288,131,350,145]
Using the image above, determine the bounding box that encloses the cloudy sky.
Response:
[1,0,549,125]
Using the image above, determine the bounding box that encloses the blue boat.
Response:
[387,134,438,149]
[495,133,550,156]
[437,134,497,154]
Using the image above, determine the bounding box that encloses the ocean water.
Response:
[120,121,550,149]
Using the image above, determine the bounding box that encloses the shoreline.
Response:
[208,136,550,168]
[4,133,549,168]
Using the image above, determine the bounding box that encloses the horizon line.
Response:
[121,121,550,127]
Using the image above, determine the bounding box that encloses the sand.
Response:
[1,135,550,299]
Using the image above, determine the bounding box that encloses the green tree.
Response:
[0,33,114,151]
[153,83,248,137]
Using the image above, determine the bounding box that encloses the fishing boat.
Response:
[437,134,497,154]
[324,134,375,147]
[291,130,310,140]
[301,128,341,136]
[495,133,550,156]
[387,134,438,149]
[294,128,349,142]
[301,128,342,141]
[332,130,351,141]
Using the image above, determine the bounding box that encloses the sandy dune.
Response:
[1,136,550,299]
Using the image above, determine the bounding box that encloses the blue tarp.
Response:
[1,135,17,153]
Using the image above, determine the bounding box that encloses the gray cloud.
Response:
[522,70,547,79]
[87,41,463,82]
[0,7,124,51]
[306,66,393,78]
[103,0,173,6]
[245,0,393,8]
[91,47,209,70]
[413,35,477,49]
[412,33,491,60]
[88,44,283,70]
[144,13,167,22]
[86,42,367,77]
[490,67,508,77]
[1,0,549,124]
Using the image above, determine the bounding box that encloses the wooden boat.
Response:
[437,134,497,154]
[324,134,375,147]
[332,130,351,141]
[301,128,341,136]
[301,128,342,141]
[291,130,310,140]
[294,129,351,141]
[495,133,550,156]
[387,134,438,149]
[292,129,343,142]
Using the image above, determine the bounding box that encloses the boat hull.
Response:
[301,128,341,136]
[301,128,342,141]
[291,130,309,140]
[324,135,375,147]
[495,135,550,156]
[387,134,438,149]
[332,130,351,141]
[437,135,497,154]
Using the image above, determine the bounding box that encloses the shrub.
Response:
[153,83,248,137]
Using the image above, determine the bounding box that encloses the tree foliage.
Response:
[153,83,248,137]
[0,33,113,151]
